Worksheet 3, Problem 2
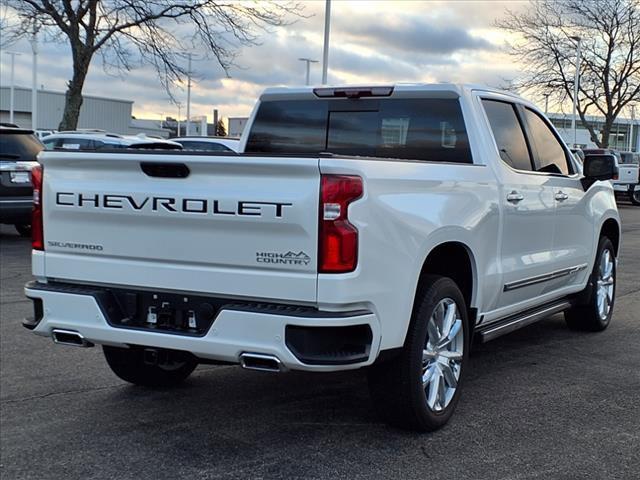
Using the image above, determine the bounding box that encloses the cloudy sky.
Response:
[0,1,528,122]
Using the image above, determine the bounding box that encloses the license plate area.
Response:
[105,289,225,336]
[10,171,30,184]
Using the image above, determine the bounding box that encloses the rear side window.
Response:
[59,138,94,150]
[177,141,233,152]
[0,133,43,160]
[523,108,571,175]
[246,98,472,163]
[482,99,532,171]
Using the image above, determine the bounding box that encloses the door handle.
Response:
[555,191,569,201]
[506,191,524,203]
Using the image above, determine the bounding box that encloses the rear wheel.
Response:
[565,237,616,331]
[367,275,469,431]
[103,345,198,387]
[14,224,31,237]
[629,185,640,206]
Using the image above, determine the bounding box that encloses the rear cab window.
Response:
[245,96,473,163]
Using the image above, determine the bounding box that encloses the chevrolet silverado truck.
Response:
[24,84,621,431]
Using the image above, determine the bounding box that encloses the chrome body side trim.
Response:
[503,264,588,292]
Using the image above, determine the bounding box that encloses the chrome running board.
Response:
[477,300,573,343]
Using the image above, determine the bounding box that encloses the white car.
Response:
[24,84,620,432]
[42,131,182,150]
[173,136,240,153]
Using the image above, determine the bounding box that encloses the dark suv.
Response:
[0,126,43,236]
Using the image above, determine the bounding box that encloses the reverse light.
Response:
[319,175,363,273]
[31,164,44,250]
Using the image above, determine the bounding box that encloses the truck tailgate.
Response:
[39,152,320,303]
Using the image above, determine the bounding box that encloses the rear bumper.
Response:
[24,281,381,372]
[0,197,32,224]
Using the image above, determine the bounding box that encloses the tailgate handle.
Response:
[140,162,190,178]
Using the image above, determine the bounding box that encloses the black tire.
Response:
[629,185,640,206]
[565,237,616,332]
[103,345,198,387]
[367,275,469,432]
[14,224,31,237]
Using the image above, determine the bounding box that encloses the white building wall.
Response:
[0,86,133,133]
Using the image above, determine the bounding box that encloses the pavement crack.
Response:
[1,383,123,405]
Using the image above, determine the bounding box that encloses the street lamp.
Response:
[298,58,319,85]
[629,104,636,152]
[570,35,581,148]
[543,92,550,114]
[321,0,331,84]
[185,53,192,136]
[4,52,21,124]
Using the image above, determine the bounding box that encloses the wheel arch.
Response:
[414,241,477,317]
[599,217,620,256]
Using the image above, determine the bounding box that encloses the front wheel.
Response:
[629,185,640,206]
[565,237,616,331]
[367,275,469,431]
[103,345,198,387]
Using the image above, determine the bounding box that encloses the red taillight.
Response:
[31,165,44,250]
[319,175,363,273]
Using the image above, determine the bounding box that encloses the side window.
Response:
[59,138,94,150]
[523,108,571,175]
[481,99,533,171]
[42,138,59,150]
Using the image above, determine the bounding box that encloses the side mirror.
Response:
[582,154,618,189]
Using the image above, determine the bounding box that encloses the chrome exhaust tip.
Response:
[51,329,94,348]
[239,352,283,372]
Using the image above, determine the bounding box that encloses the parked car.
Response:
[173,136,240,153]
[42,131,182,150]
[24,84,620,431]
[34,129,56,140]
[0,126,43,236]
[583,149,640,205]
[619,151,640,205]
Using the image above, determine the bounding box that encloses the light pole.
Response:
[321,0,331,85]
[629,104,636,152]
[543,93,550,114]
[570,36,581,148]
[177,103,182,137]
[186,53,192,136]
[4,52,21,124]
[31,25,39,130]
[298,58,318,85]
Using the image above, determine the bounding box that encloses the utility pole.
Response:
[321,0,331,85]
[5,52,21,124]
[30,25,39,130]
[177,103,181,137]
[186,53,192,136]
[298,58,318,85]
[629,104,636,152]
[543,93,550,115]
[570,36,581,148]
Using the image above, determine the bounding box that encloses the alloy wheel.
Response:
[422,298,464,412]
[596,248,615,321]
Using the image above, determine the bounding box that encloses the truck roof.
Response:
[260,83,524,101]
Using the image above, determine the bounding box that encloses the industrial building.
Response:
[0,86,170,137]
[546,113,637,152]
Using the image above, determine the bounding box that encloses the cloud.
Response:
[0,1,526,122]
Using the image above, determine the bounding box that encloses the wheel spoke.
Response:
[427,317,439,347]
[441,363,458,389]
[440,302,456,340]
[427,367,443,410]
[422,348,436,365]
[439,349,463,361]
[422,364,437,385]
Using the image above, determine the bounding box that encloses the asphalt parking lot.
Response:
[1,205,639,480]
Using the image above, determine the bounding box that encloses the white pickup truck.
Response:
[25,84,621,431]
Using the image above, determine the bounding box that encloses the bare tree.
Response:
[3,1,302,130]
[498,0,640,147]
